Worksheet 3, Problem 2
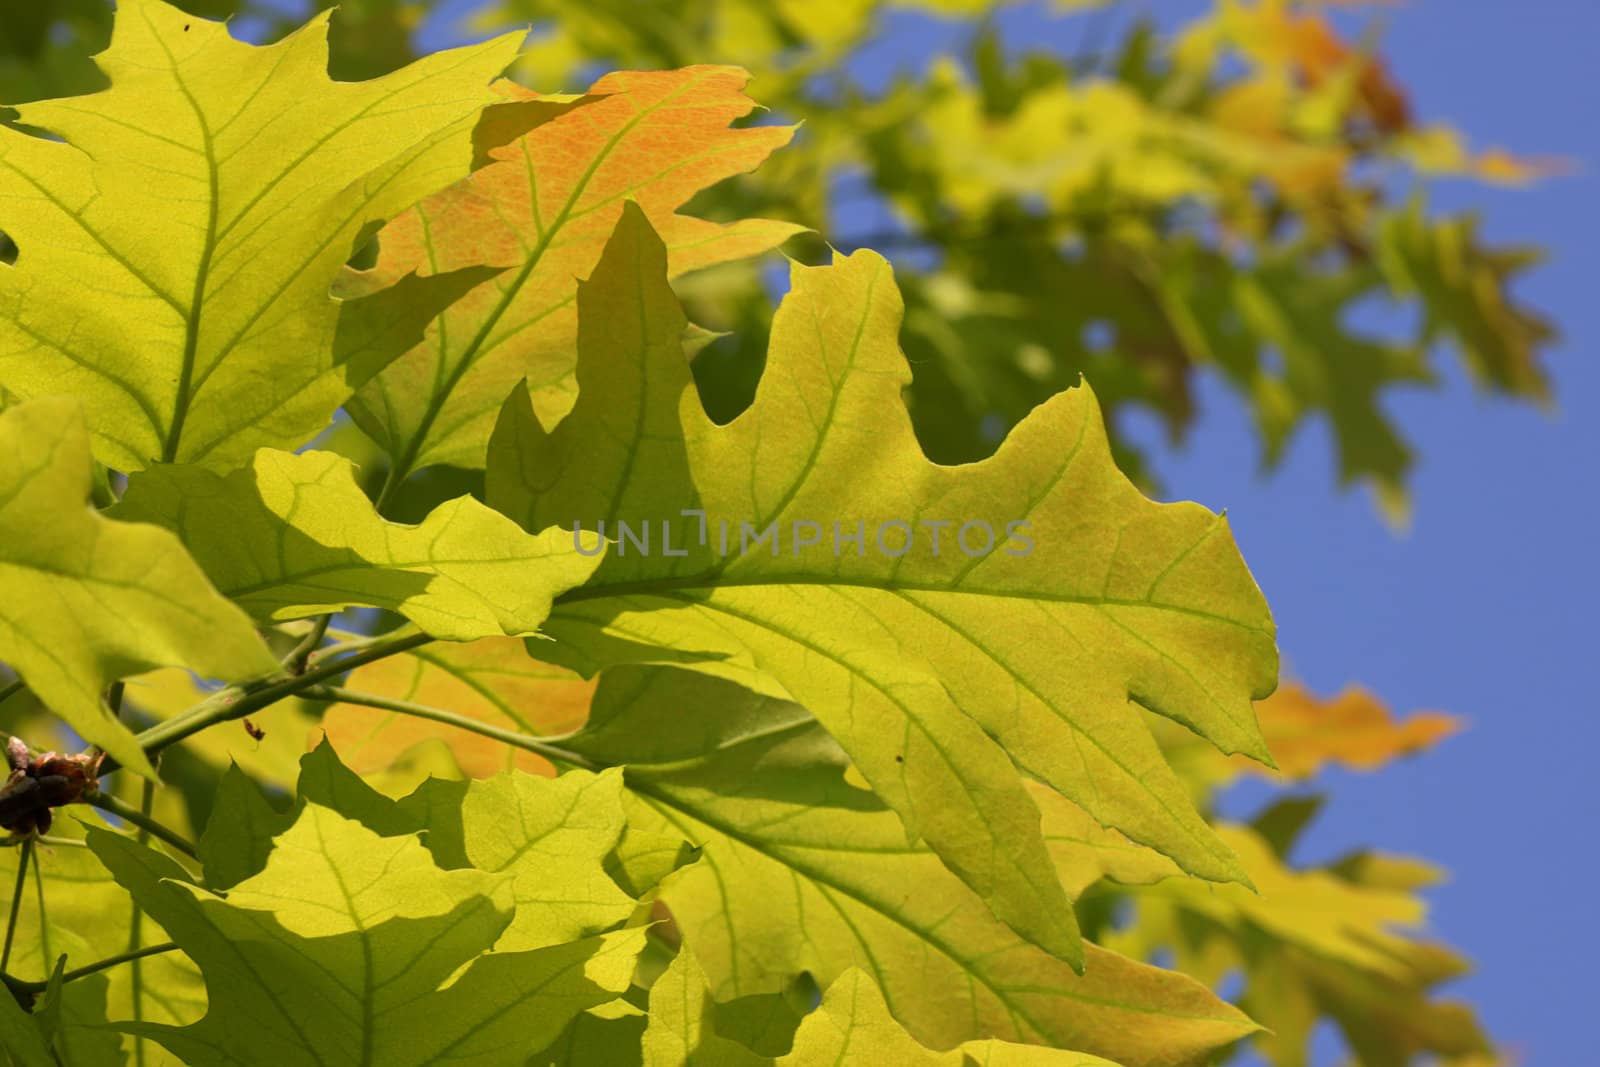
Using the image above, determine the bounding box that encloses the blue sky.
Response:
[411,1,1596,1060]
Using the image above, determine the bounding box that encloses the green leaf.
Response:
[1107,823,1497,1067]
[347,66,803,479]
[199,739,636,951]
[0,813,206,1065]
[532,1000,648,1067]
[561,666,1261,1066]
[783,969,1125,1067]
[0,0,522,470]
[417,767,637,950]
[195,763,292,891]
[0,985,54,1067]
[1377,197,1554,400]
[0,398,275,777]
[112,449,604,640]
[642,951,771,1067]
[90,796,647,1066]
[487,204,1277,957]
[194,738,423,894]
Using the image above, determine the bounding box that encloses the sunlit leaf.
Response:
[488,205,1278,960]
[559,665,1261,1065]
[91,784,647,1065]
[0,0,523,470]
[319,638,595,778]
[113,449,604,641]
[783,968,1125,1066]
[1107,823,1497,1067]
[0,399,275,776]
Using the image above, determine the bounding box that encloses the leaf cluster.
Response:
[0,3,1515,1066]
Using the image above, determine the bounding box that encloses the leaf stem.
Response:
[302,686,599,772]
[283,615,333,674]
[309,626,415,666]
[0,678,25,708]
[126,778,154,1067]
[1,836,87,850]
[119,630,432,769]
[84,792,197,860]
[1,837,32,973]
[372,463,407,517]
[4,942,180,996]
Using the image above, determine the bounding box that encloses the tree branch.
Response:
[84,792,196,860]
[283,615,333,675]
[301,686,599,772]
[112,629,433,771]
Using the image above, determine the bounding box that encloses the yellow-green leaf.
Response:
[112,449,604,641]
[783,969,1125,1067]
[0,812,206,1064]
[561,666,1261,1066]
[487,205,1278,958]
[643,951,771,1067]
[1108,823,1497,1067]
[91,797,646,1066]
[0,0,522,470]
[420,768,637,951]
[0,398,275,777]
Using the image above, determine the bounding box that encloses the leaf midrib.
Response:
[149,11,220,465]
[552,572,1269,634]
[632,781,1241,1032]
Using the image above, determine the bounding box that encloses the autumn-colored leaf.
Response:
[1159,682,1460,789]
[319,638,597,778]
[348,66,804,481]
[1256,684,1460,777]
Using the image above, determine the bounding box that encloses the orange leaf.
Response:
[1156,682,1459,788]
[319,638,597,778]
[1271,12,1411,133]
[349,66,806,474]
[1472,147,1576,186]
[1252,683,1460,779]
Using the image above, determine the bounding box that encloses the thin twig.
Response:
[4,942,180,996]
[113,630,432,771]
[127,777,154,1067]
[84,792,196,860]
[283,615,332,674]
[302,686,599,772]
[1,837,32,972]
[0,835,85,850]
[307,626,410,667]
